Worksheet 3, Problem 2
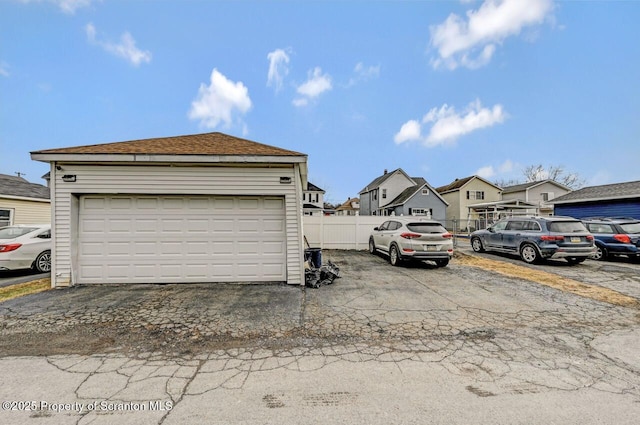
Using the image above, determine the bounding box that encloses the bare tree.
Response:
[494,164,585,190]
[522,164,585,189]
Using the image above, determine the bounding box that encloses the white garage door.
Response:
[77,195,286,283]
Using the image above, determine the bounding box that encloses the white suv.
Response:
[369,218,453,267]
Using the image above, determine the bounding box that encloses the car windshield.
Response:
[620,222,640,234]
[548,221,587,233]
[407,223,447,234]
[0,226,39,239]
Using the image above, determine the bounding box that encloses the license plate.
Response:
[570,237,581,243]
[424,245,437,251]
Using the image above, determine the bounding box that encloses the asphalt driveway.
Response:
[1,250,639,424]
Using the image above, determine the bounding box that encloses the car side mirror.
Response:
[373,227,379,231]
[488,227,494,233]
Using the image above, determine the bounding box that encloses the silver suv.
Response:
[470,216,595,265]
[369,218,453,267]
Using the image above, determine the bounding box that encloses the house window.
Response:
[303,193,307,201]
[410,208,432,217]
[382,189,387,199]
[466,190,485,200]
[421,189,429,195]
[373,190,378,201]
[541,192,554,201]
[0,209,11,227]
[315,193,319,203]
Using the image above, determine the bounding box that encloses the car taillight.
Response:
[586,235,594,241]
[614,234,631,244]
[0,243,22,253]
[442,233,452,239]
[400,232,422,239]
[540,235,564,241]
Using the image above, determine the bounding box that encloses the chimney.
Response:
[383,169,388,175]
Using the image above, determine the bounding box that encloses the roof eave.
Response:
[551,194,638,205]
[30,153,307,164]
[0,194,51,203]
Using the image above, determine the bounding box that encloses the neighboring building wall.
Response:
[406,192,447,222]
[503,182,571,216]
[528,183,570,215]
[48,164,304,287]
[378,173,414,209]
[0,198,51,225]
[440,192,461,223]
[390,190,447,223]
[555,200,640,220]
[303,189,324,216]
[360,191,373,215]
[459,180,501,220]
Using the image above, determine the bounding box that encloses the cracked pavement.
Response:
[1,250,639,424]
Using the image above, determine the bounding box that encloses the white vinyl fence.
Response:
[303,215,386,250]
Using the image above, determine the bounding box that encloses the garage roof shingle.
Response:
[32,132,305,157]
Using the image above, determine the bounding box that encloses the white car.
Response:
[0,225,52,273]
[369,218,453,267]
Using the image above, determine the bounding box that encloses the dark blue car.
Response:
[582,218,640,261]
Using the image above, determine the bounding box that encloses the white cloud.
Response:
[267,48,290,93]
[430,0,554,70]
[85,23,152,67]
[394,120,421,144]
[498,159,513,173]
[293,67,332,107]
[21,0,93,14]
[0,62,9,77]
[476,160,514,179]
[424,99,506,145]
[188,68,252,129]
[476,165,495,179]
[347,62,380,86]
[395,99,506,147]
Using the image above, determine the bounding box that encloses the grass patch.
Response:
[455,251,640,308]
[0,278,51,303]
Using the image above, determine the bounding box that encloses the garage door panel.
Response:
[77,195,286,283]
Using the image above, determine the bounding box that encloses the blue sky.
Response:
[1,0,639,204]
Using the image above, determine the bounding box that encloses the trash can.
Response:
[305,248,322,268]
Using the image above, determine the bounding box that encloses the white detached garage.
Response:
[31,132,308,287]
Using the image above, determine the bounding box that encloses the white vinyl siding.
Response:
[0,198,51,225]
[50,164,303,287]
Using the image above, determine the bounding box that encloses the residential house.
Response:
[550,180,640,219]
[303,182,325,216]
[335,197,360,216]
[435,175,503,230]
[31,132,308,287]
[0,173,51,226]
[359,168,448,222]
[501,180,572,216]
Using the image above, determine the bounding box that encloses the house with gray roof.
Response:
[358,168,448,221]
[550,180,640,219]
[501,179,572,216]
[0,173,51,226]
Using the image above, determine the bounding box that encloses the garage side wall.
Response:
[51,164,303,286]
